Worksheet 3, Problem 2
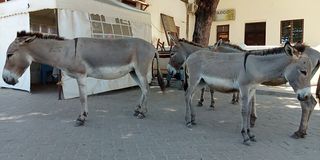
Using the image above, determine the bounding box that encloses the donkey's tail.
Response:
[316,73,320,101]
[183,64,188,91]
[155,51,166,92]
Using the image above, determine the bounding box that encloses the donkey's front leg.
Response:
[135,78,149,119]
[75,76,88,126]
[292,95,316,139]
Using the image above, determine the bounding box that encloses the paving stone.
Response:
[0,83,319,160]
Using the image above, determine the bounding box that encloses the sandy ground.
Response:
[0,82,319,160]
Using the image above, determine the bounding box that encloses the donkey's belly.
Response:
[202,75,238,93]
[88,65,132,80]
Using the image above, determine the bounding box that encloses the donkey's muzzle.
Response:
[297,94,309,101]
[297,87,311,101]
[2,76,17,85]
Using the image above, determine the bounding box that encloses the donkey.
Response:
[212,40,320,128]
[169,39,238,109]
[2,31,165,126]
[183,42,313,145]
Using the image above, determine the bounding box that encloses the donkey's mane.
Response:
[178,39,204,48]
[17,31,65,40]
[246,46,286,56]
[243,45,303,71]
[218,41,246,52]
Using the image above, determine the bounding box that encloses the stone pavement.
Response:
[0,83,319,160]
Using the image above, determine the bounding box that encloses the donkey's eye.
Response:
[7,54,13,59]
[300,70,307,76]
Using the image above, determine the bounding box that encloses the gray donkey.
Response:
[183,42,313,145]
[212,40,320,128]
[169,39,238,109]
[2,31,165,126]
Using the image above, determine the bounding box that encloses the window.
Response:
[89,14,133,39]
[245,22,266,45]
[121,0,137,7]
[216,25,229,42]
[121,0,149,11]
[30,23,57,35]
[280,19,303,43]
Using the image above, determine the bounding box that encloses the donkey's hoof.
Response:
[197,102,203,107]
[136,113,146,119]
[249,135,257,142]
[243,139,251,146]
[133,110,140,117]
[75,118,85,127]
[191,121,197,125]
[231,100,238,105]
[186,122,193,128]
[209,105,215,109]
[291,131,306,139]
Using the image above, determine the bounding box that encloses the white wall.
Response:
[211,0,320,46]
[0,13,31,91]
[145,0,190,46]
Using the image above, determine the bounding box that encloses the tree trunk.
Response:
[192,0,219,46]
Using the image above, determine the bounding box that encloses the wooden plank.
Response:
[160,13,178,45]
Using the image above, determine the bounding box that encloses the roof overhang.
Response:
[0,0,150,24]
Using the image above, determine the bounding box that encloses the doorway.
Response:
[29,9,59,88]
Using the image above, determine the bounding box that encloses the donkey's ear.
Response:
[25,35,37,43]
[284,42,293,56]
[17,30,27,37]
[19,35,36,45]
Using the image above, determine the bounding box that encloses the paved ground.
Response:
[0,82,319,160]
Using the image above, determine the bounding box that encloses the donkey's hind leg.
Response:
[75,76,88,126]
[250,94,257,128]
[231,92,239,104]
[185,78,202,128]
[197,88,205,107]
[247,92,257,142]
[130,71,149,119]
[209,88,215,109]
